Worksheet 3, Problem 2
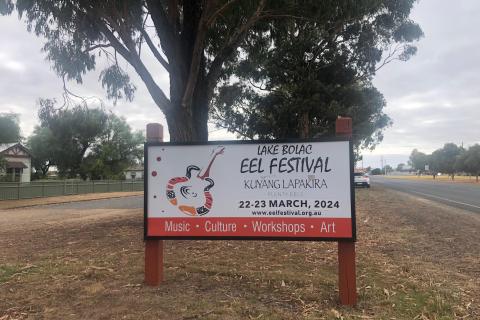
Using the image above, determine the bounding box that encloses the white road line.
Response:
[408,190,480,209]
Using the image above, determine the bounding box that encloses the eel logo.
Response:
[166,146,225,216]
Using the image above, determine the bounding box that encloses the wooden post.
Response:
[335,116,357,306]
[145,123,164,286]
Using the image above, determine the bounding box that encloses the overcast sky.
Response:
[1,0,479,168]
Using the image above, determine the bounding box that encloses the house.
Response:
[124,164,144,180]
[0,143,32,182]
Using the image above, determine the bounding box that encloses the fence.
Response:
[0,180,144,201]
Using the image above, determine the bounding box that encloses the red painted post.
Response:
[145,123,164,286]
[335,116,357,306]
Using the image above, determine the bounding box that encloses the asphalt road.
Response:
[37,195,144,210]
[371,176,480,214]
[24,178,480,215]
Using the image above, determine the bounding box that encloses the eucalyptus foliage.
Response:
[0,113,21,143]
[212,0,422,152]
[3,0,421,144]
[28,100,144,179]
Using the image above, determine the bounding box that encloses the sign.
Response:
[145,139,355,241]
[425,164,429,171]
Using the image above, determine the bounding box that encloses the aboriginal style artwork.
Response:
[166,146,225,216]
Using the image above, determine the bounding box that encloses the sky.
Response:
[1,0,479,169]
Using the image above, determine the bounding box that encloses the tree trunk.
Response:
[165,107,195,142]
[298,111,310,139]
[191,68,209,142]
[165,56,209,143]
[165,103,208,142]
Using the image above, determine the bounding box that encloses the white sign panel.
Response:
[145,139,355,240]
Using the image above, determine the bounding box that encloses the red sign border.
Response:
[144,137,356,242]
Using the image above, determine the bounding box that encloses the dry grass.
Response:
[0,187,479,319]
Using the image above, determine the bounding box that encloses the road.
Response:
[36,195,143,210]
[372,176,480,213]
[17,178,480,215]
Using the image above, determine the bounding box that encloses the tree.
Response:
[0,156,6,177]
[384,164,393,174]
[396,163,406,172]
[0,113,22,175]
[409,149,428,173]
[462,144,480,182]
[37,99,108,178]
[211,1,421,148]
[26,126,55,178]
[81,114,144,180]
[429,143,461,180]
[0,113,21,143]
[3,1,421,143]
[370,168,382,175]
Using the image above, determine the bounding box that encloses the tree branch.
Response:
[83,43,111,53]
[145,0,177,60]
[138,27,170,72]
[205,0,267,101]
[207,0,240,26]
[96,20,172,113]
[181,0,217,111]
[211,109,255,140]
[167,0,179,32]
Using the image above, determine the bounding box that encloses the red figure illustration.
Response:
[166,146,225,216]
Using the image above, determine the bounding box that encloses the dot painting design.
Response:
[156,156,161,161]
[151,171,157,177]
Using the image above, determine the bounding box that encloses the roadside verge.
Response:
[0,191,143,210]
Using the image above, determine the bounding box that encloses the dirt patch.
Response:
[0,187,478,319]
[0,191,143,210]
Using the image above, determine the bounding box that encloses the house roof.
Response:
[6,161,28,169]
[0,143,32,157]
[126,165,144,171]
[0,143,17,152]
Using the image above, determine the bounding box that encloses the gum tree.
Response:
[3,1,421,143]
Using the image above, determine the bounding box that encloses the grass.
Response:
[0,240,464,319]
[0,265,22,284]
[1,187,478,319]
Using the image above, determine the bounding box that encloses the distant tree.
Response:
[81,114,144,180]
[454,148,467,174]
[26,126,55,178]
[370,168,382,175]
[429,143,461,180]
[384,164,393,174]
[0,157,6,176]
[0,113,22,174]
[396,163,406,172]
[408,149,428,173]
[463,144,480,182]
[37,99,108,178]
[0,113,21,143]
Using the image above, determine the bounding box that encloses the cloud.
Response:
[0,0,479,163]
[368,0,480,165]
[0,13,169,138]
